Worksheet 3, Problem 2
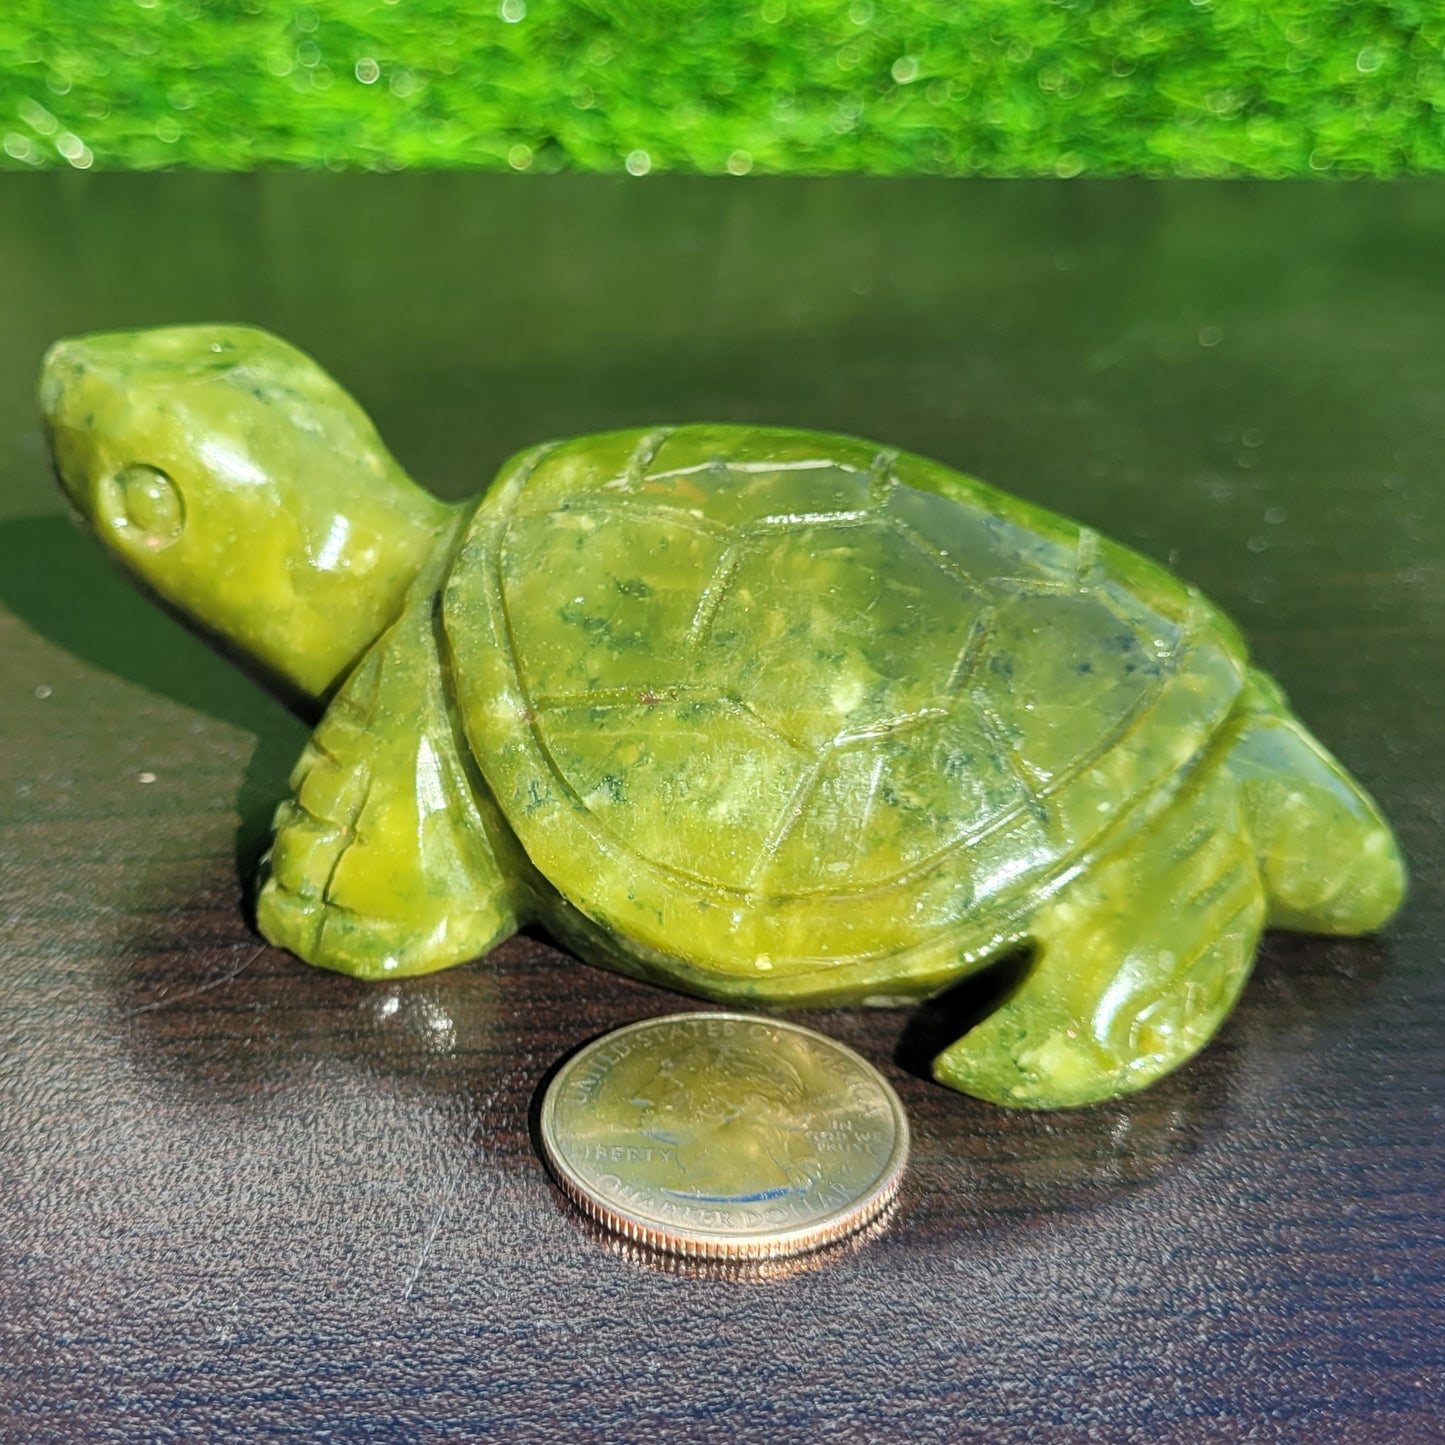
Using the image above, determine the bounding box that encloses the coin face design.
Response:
[538,1012,909,1260]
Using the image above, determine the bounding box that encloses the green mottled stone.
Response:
[41,325,1407,1109]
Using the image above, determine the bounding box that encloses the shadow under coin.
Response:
[557,1195,905,1283]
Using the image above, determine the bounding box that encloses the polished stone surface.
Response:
[1,175,1441,1440]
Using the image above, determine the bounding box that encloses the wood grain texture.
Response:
[1,175,1441,1443]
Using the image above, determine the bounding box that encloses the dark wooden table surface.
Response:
[1,176,1441,1443]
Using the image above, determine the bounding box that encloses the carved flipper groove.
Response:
[932,746,1266,1107]
[258,554,529,980]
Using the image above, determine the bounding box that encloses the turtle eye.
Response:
[109,464,185,549]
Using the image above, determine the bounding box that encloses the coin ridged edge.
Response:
[538,1011,910,1263]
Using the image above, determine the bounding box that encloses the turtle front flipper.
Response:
[257,573,534,980]
[933,756,1266,1108]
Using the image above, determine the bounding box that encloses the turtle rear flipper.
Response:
[1226,669,1406,935]
[931,671,1407,1108]
[257,588,531,981]
[933,758,1266,1108]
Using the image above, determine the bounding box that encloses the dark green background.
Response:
[1,177,1442,1438]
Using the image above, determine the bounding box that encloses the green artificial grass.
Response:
[2,1,1443,175]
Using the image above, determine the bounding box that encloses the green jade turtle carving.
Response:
[41,325,1406,1108]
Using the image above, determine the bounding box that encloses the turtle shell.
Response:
[444,426,1246,997]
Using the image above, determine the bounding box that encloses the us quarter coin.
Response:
[538,1011,909,1261]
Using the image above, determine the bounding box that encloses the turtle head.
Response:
[41,324,455,702]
